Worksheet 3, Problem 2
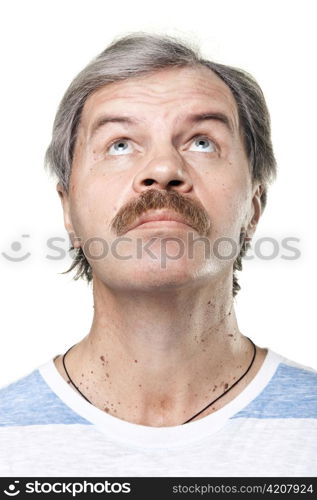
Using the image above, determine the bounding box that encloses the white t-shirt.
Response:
[0,349,316,477]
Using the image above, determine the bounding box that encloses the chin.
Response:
[134,263,195,290]
[95,255,217,292]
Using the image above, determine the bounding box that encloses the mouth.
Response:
[126,210,196,233]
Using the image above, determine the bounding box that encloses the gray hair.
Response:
[45,32,277,296]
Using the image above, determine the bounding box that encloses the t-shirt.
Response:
[0,349,316,477]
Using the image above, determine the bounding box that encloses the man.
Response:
[1,33,316,477]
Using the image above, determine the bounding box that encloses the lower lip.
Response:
[131,220,191,231]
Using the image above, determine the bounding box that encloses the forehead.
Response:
[80,65,239,131]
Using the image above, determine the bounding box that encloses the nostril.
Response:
[144,179,155,186]
[169,180,182,186]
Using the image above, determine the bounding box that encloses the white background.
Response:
[0,0,316,387]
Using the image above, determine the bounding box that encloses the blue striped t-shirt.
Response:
[0,349,316,476]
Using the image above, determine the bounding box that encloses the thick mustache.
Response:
[110,189,211,237]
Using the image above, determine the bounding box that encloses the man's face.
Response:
[58,65,261,291]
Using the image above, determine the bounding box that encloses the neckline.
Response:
[39,349,281,449]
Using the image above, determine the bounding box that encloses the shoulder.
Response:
[272,355,317,392]
[263,355,317,417]
[0,365,88,427]
[0,369,57,426]
[235,352,317,419]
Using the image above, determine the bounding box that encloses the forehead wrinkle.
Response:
[80,68,240,141]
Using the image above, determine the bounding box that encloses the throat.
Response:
[54,338,266,427]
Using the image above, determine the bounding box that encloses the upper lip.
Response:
[126,210,194,232]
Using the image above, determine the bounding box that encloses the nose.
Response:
[132,150,193,194]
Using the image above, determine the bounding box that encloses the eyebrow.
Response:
[185,112,235,135]
[89,115,142,140]
[89,111,235,140]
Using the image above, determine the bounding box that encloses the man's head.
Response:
[45,33,276,296]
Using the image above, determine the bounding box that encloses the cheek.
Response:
[69,171,128,239]
[202,174,251,239]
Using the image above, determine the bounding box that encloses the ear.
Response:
[56,182,81,249]
[246,184,263,239]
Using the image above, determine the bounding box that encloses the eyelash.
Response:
[107,136,130,149]
[105,134,219,153]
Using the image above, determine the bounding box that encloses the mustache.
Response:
[110,189,211,237]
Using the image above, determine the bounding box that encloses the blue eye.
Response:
[189,136,216,153]
[106,135,216,156]
[108,139,133,155]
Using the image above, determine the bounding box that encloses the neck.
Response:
[57,274,266,426]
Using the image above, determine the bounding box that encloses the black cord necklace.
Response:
[62,337,256,425]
